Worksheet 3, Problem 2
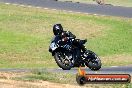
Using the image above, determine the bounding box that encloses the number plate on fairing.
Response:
[50,42,57,51]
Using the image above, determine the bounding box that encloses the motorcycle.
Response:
[49,35,101,70]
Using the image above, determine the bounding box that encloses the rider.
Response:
[52,24,88,57]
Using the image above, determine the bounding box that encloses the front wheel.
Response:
[85,51,101,71]
[54,52,72,70]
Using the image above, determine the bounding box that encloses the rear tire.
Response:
[54,52,72,70]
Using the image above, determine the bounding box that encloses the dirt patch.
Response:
[0,72,87,88]
[0,79,87,88]
[0,72,25,79]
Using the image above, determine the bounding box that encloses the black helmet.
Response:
[53,24,63,35]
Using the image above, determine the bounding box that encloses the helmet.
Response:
[53,24,63,35]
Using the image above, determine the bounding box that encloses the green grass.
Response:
[0,3,132,68]
[59,0,132,7]
[87,17,132,56]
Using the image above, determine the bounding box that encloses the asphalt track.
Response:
[0,0,132,18]
[0,66,132,74]
[48,66,132,74]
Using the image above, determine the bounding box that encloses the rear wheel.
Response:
[85,51,101,71]
[54,52,73,70]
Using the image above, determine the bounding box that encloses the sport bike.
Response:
[49,35,101,70]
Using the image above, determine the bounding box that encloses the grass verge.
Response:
[13,69,76,84]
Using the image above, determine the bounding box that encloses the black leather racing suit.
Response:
[59,31,87,66]
[58,31,87,52]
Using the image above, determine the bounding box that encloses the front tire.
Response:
[85,51,101,71]
[54,52,72,70]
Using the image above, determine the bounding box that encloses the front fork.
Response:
[83,50,94,62]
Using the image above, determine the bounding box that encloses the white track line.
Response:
[12,4,18,6]
[58,68,62,70]
[27,5,32,8]
[111,66,118,67]
[5,3,10,5]
[4,3,108,17]
[20,5,25,7]
[52,9,57,11]
[44,8,49,10]
[76,12,81,14]
[68,11,73,12]
[36,7,41,9]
